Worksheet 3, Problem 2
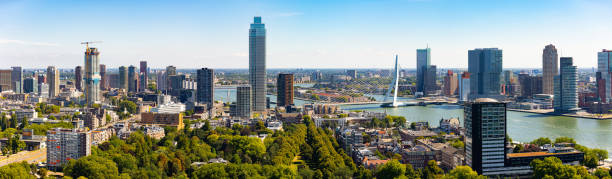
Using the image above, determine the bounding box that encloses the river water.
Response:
[215,87,612,155]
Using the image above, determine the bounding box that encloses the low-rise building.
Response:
[140,112,184,130]
[143,126,165,139]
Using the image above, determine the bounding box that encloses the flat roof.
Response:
[507,151,582,158]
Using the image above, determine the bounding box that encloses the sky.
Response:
[1,0,611,69]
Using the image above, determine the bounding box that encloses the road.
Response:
[0,148,46,167]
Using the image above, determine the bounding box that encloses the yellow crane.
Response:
[81,41,103,48]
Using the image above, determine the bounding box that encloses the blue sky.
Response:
[1,0,611,69]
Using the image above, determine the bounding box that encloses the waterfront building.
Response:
[249,16,267,111]
[542,44,558,95]
[468,48,503,100]
[139,61,148,92]
[75,66,82,91]
[100,64,107,90]
[443,70,458,96]
[417,48,432,95]
[464,98,506,175]
[596,49,612,103]
[196,68,214,109]
[554,57,579,113]
[23,77,37,94]
[518,74,543,99]
[277,73,294,107]
[84,47,101,105]
[47,128,91,170]
[425,65,438,95]
[47,66,60,97]
[128,65,138,92]
[118,66,128,90]
[458,72,470,102]
[11,66,22,93]
[234,85,252,118]
[0,70,11,92]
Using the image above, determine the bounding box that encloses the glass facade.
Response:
[249,16,266,111]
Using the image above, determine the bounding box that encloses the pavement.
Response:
[0,148,46,167]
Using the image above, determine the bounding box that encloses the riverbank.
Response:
[507,108,612,120]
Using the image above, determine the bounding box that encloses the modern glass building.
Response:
[596,50,612,103]
[249,16,266,111]
[554,57,578,113]
[416,48,431,94]
[196,68,215,110]
[75,66,83,91]
[119,66,128,90]
[140,61,148,92]
[465,98,507,175]
[47,66,60,97]
[128,65,138,92]
[468,48,503,100]
[11,66,22,93]
[84,48,101,105]
[235,85,252,118]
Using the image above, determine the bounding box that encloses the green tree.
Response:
[554,136,576,144]
[423,160,443,179]
[443,166,486,179]
[593,168,611,179]
[530,137,552,146]
[118,100,138,114]
[530,157,590,178]
[0,162,35,179]
[375,160,405,179]
[64,155,119,178]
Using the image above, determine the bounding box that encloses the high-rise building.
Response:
[0,70,11,92]
[542,44,558,95]
[416,48,431,95]
[249,16,267,111]
[157,71,166,92]
[468,48,503,100]
[346,69,357,79]
[100,64,107,90]
[128,65,138,92]
[518,74,543,99]
[465,98,507,175]
[458,72,470,102]
[140,61,148,92]
[425,65,438,94]
[119,66,128,90]
[46,128,91,170]
[443,70,458,96]
[196,68,214,109]
[11,66,23,93]
[235,85,252,118]
[84,48,101,105]
[164,66,177,93]
[277,73,294,107]
[47,66,60,98]
[596,49,612,103]
[554,57,578,113]
[23,77,37,94]
[75,66,83,91]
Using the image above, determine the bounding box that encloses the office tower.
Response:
[128,65,138,92]
[157,71,166,92]
[37,74,46,84]
[554,57,578,113]
[249,16,267,111]
[47,128,91,170]
[443,70,458,96]
[165,66,177,93]
[74,66,83,91]
[168,75,186,92]
[84,48,101,105]
[468,48,503,100]
[464,98,506,175]
[346,69,357,79]
[47,66,60,97]
[312,71,322,81]
[23,77,37,94]
[196,68,215,109]
[100,64,107,90]
[518,74,543,99]
[277,73,294,107]
[235,85,252,118]
[416,48,431,95]
[542,44,558,95]
[166,66,176,76]
[11,66,22,93]
[597,49,612,103]
[119,66,128,90]
[108,74,120,89]
[0,70,11,92]
[425,65,437,94]
[140,61,148,92]
[458,72,471,102]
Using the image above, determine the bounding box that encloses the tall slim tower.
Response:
[597,50,612,103]
[139,61,148,92]
[119,66,128,90]
[554,57,578,113]
[236,85,252,118]
[47,66,60,97]
[128,65,138,92]
[416,48,431,94]
[11,66,22,93]
[75,66,83,91]
[542,44,558,95]
[277,73,294,107]
[249,16,266,111]
[84,48,101,105]
[468,48,503,100]
[99,64,107,90]
[196,68,215,109]
[465,98,507,175]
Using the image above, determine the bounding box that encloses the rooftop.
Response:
[507,151,582,158]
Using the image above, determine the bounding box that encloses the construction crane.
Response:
[81,41,103,48]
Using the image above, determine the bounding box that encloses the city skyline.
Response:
[1,0,612,69]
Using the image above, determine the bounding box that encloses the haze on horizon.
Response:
[1,0,611,69]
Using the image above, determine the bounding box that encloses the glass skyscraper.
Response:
[468,48,503,100]
[249,16,266,112]
[554,57,578,113]
[416,48,431,94]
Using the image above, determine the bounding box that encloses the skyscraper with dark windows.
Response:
[249,16,267,111]
[99,64,107,90]
[234,85,252,118]
[542,44,558,95]
[465,98,507,175]
[75,66,82,91]
[11,66,22,93]
[277,73,294,107]
[119,66,128,90]
[23,77,37,94]
[416,48,431,95]
[140,61,148,92]
[554,57,578,113]
[596,50,612,103]
[468,48,503,100]
[196,68,214,109]
[47,66,59,97]
[128,65,138,92]
[84,47,101,105]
